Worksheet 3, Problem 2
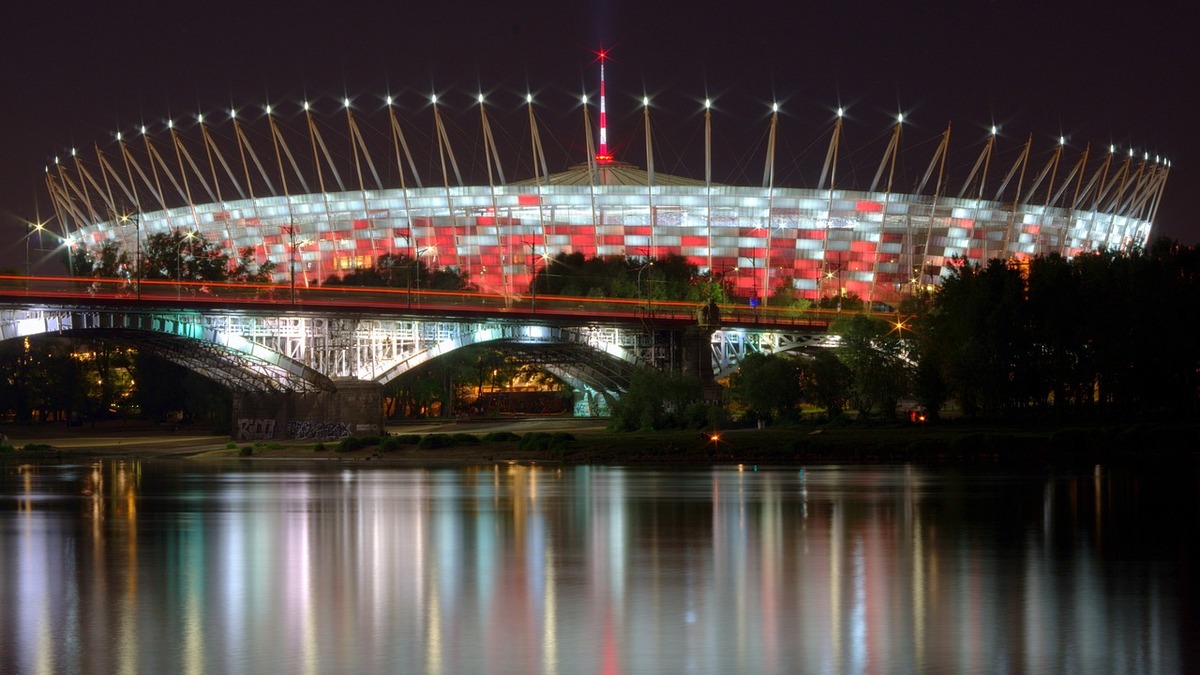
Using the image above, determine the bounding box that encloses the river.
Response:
[1,460,1196,674]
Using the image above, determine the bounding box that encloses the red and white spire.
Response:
[595,48,613,163]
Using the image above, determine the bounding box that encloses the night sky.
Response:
[3,0,1196,272]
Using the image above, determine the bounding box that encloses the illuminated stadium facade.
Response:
[45,58,1170,306]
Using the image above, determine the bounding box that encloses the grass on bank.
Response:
[4,418,1196,465]
[186,418,1199,466]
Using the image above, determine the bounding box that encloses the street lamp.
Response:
[284,226,308,304]
[25,220,46,279]
[118,212,141,299]
[177,230,196,298]
[524,242,542,313]
[637,260,655,314]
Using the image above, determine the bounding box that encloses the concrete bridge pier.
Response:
[231,379,384,441]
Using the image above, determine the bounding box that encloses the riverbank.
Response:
[3,417,1197,467]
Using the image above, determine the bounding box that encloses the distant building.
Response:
[45,62,1167,306]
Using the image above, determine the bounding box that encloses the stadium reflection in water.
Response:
[1,462,1193,673]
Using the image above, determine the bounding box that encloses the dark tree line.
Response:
[533,252,728,303]
[915,240,1200,418]
[322,253,472,291]
[69,231,276,284]
[613,239,1200,431]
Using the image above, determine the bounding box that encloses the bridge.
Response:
[0,275,847,438]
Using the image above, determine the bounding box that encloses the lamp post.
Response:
[176,231,196,298]
[637,260,655,314]
[284,226,306,305]
[25,221,46,279]
[119,212,141,299]
[525,242,541,313]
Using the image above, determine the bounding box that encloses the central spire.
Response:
[595,48,613,164]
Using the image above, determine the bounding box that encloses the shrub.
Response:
[22,443,54,452]
[314,442,327,452]
[239,446,253,456]
[518,432,574,453]
[226,441,239,449]
[450,433,480,446]
[417,434,454,450]
[483,431,520,443]
[338,436,380,452]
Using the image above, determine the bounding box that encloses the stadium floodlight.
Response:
[344,97,351,109]
[167,119,173,129]
[140,125,147,135]
[1110,144,1115,153]
[478,93,485,104]
[303,100,310,112]
[991,125,998,135]
[196,113,204,124]
[773,102,779,113]
[264,104,272,115]
[897,113,904,124]
[837,107,844,118]
[229,108,237,120]
[1059,136,1066,146]
[385,95,393,106]
[116,131,122,141]
[643,96,650,107]
[431,94,438,105]
[705,99,712,109]
[580,94,587,104]
[70,147,76,157]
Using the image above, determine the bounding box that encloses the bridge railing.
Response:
[0,274,894,330]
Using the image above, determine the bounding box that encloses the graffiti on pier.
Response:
[288,420,351,440]
[236,418,277,440]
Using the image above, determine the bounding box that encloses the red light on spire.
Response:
[595,47,613,164]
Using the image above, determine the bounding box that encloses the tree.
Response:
[607,368,716,431]
[140,231,231,282]
[729,352,802,423]
[837,314,911,419]
[70,241,130,279]
[326,253,472,291]
[800,350,852,419]
[231,247,278,283]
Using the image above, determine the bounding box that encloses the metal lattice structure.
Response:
[0,304,832,408]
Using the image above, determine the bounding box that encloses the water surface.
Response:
[1,460,1195,674]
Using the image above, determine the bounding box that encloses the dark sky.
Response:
[3,0,1196,272]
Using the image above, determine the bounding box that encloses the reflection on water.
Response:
[1,461,1195,674]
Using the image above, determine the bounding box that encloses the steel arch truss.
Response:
[1,305,836,397]
[365,322,646,396]
[0,307,334,393]
[710,328,841,380]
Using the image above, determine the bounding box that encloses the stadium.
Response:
[44,61,1170,306]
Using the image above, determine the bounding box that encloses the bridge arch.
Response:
[0,307,334,393]
[370,323,645,412]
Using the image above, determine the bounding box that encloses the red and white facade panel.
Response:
[70,182,1154,305]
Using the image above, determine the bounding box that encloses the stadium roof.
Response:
[514,161,710,187]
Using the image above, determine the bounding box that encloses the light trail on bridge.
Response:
[0,274,911,331]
